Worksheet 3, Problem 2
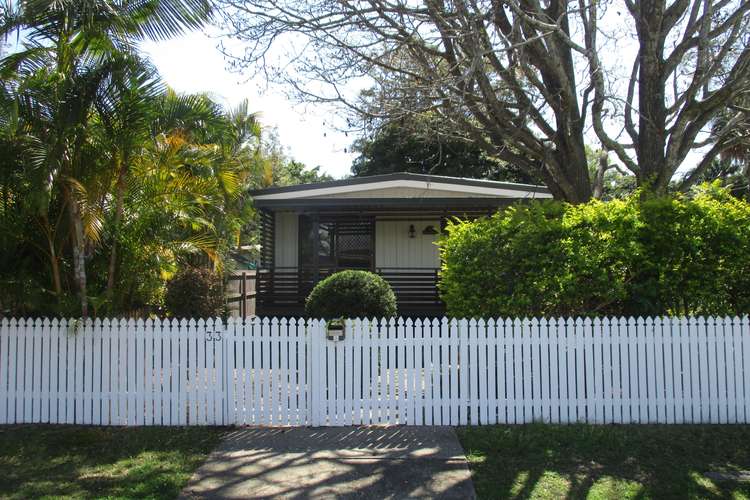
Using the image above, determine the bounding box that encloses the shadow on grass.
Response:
[0,425,225,499]
[457,424,750,499]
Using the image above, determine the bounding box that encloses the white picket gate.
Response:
[1,316,749,426]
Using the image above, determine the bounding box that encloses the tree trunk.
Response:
[105,157,126,307]
[635,1,668,193]
[592,153,607,200]
[47,233,63,298]
[546,143,593,203]
[65,186,88,317]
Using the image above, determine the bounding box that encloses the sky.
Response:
[140,22,700,182]
[140,31,358,179]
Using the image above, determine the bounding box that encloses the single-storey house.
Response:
[248,173,552,317]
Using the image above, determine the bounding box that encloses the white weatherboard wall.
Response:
[274,212,298,267]
[375,220,440,268]
[2,316,750,426]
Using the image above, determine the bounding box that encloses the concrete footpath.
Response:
[179,426,476,499]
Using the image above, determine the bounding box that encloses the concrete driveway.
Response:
[179,426,475,499]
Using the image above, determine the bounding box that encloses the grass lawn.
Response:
[0,425,224,499]
[457,424,750,499]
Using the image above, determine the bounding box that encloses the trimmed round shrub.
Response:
[305,270,397,319]
[165,267,224,319]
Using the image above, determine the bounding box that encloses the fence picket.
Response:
[36,319,49,423]
[405,318,416,425]
[49,319,61,424]
[157,319,167,425]
[728,317,741,424]
[521,318,534,424]
[468,319,479,425]
[0,319,7,424]
[351,318,364,425]
[477,319,489,425]
[116,319,124,425]
[458,319,469,425]
[301,318,310,425]
[511,318,522,424]
[287,318,298,425]
[661,317,675,424]
[613,318,624,423]
[645,317,658,423]
[32,319,45,423]
[91,319,102,425]
[362,319,371,426]
[235,318,246,425]
[22,319,34,423]
[486,319,498,425]
[399,318,408,424]
[582,318,594,423]
[8,320,19,423]
[548,318,559,424]
[386,318,396,424]
[537,319,549,423]
[563,318,575,423]
[591,318,603,423]
[697,316,712,423]
[741,316,750,423]
[0,315,747,427]
[672,317,685,424]
[624,317,636,424]
[716,317,729,424]
[336,319,347,425]
[421,319,432,425]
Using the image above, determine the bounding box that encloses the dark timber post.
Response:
[240,271,246,317]
[312,213,320,286]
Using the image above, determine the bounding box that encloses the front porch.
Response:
[255,266,443,317]
[242,173,552,318]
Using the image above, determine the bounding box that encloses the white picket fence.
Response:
[1,316,749,426]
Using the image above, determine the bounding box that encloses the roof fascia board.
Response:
[253,179,553,201]
[253,197,526,210]
[249,172,551,196]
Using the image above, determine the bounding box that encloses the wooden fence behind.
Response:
[1,316,749,426]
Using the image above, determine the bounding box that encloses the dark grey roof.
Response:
[249,172,550,197]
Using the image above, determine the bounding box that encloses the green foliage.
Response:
[164,267,225,319]
[0,2,325,317]
[351,115,541,184]
[255,128,332,188]
[439,184,750,318]
[305,270,397,319]
[679,158,749,200]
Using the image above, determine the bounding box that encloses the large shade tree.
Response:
[216,0,750,202]
[351,114,541,184]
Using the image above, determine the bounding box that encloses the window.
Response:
[299,216,335,268]
[298,215,373,269]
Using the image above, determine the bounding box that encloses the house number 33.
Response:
[205,329,222,341]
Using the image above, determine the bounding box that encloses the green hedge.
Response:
[439,184,750,318]
[305,270,397,319]
[164,267,224,319]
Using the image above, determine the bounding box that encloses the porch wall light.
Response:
[408,224,416,238]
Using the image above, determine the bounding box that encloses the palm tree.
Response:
[1,0,212,316]
[93,56,165,304]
